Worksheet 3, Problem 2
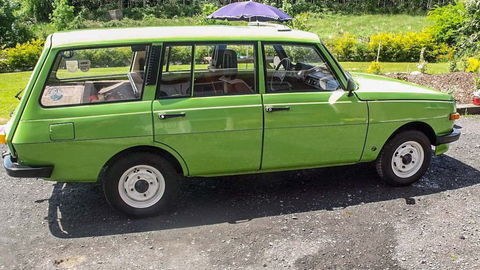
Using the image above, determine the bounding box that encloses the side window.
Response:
[41,45,149,107]
[264,44,340,93]
[193,44,256,97]
[158,45,193,98]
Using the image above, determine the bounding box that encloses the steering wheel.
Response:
[270,58,291,91]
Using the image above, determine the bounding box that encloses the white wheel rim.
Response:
[391,141,424,178]
[118,165,165,208]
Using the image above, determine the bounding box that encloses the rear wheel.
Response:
[103,152,179,217]
[376,130,432,186]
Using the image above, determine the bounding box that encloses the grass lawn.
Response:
[0,61,449,124]
[309,14,429,40]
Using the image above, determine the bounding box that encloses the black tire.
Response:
[376,130,432,186]
[103,152,180,217]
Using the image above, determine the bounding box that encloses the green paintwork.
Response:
[3,26,458,182]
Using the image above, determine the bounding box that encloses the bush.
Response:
[367,61,382,74]
[368,31,453,62]
[0,39,44,72]
[328,33,369,61]
[327,31,453,63]
[427,2,466,46]
[465,57,480,73]
[287,12,312,31]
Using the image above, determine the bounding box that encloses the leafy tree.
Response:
[459,0,480,54]
[19,0,53,22]
[51,0,75,30]
[0,0,32,47]
[427,2,466,46]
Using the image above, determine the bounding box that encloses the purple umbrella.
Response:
[207,1,292,22]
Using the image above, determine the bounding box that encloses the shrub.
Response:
[327,31,453,63]
[465,57,480,73]
[287,12,312,31]
[367,61,382,74]
[368,31,453,62]
[329,33,369,62]
[0,39,44,72]
[427,2,466,46]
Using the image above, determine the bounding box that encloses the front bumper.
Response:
[435,128,461,146]
[2,153,53,178]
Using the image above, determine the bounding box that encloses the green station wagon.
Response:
[1,25,460,216]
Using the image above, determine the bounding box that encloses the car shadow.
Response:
[47,155,480,238]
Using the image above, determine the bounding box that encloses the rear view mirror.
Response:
[61,50,74,59]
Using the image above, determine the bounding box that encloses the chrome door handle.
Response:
[265,106,290,112]
[158,112,186,119]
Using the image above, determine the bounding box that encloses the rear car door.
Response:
[261,43,368,170]
[152,42,263,176]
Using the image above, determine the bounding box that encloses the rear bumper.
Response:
[2,153,53,178]
[435,128,461,146]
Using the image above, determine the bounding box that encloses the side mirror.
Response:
[346,77,357,97]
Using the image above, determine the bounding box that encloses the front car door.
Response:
[152,42,263,176]
[261,42,368,170]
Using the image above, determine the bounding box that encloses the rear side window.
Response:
[41,45,149,107]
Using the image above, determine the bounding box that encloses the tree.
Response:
[459,0,480,54]
[19,0,53,22]
[51,0,75,31]
[0,0,32,48]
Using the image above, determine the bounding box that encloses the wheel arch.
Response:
[98,144,189,182]
[387,121,436,146]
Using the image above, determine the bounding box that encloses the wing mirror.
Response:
[346,77,357,97]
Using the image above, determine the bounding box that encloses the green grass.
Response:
[341,62,449,74]
[0,71,31,124]
[309,14,429,40]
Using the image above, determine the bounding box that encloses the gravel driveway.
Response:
[1,116,480,270]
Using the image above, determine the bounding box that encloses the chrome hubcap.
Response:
[391,141,424,178]
[118,165,165,208]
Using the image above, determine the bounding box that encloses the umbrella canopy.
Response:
[207,1,292,22]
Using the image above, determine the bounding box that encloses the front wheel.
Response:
[376,130,432,186]
[103,152,179,217]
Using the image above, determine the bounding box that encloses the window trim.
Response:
[261,42,344,94]
[156,41,259,100]
[39,44,151,109]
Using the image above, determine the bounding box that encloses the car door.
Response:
[261,43,368,170]
[152,42,263,176]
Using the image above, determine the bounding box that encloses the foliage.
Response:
[329,33,369,62]
[18,0,53,22]
[0,0,33,48]
[287,12,312,31]
[328,31,453,62]
[427,2,466,46]
[465,57,480,73]
[366,61,382,74]
[51,0,75,31]
[0,40,44,72]
[458,0,480,55]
